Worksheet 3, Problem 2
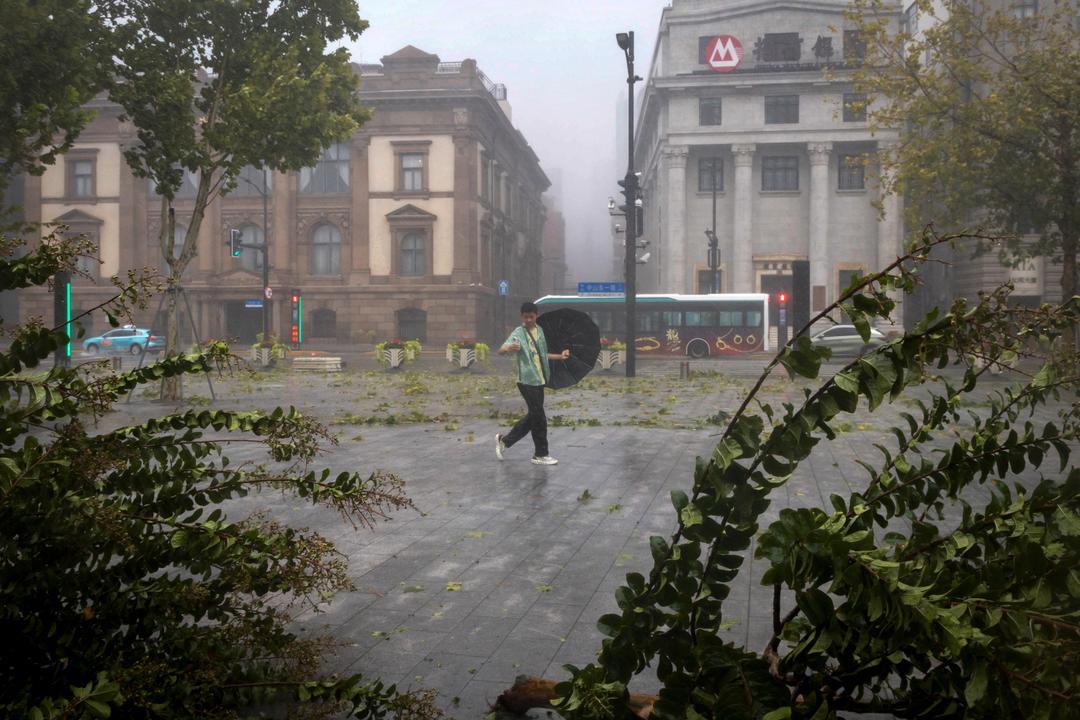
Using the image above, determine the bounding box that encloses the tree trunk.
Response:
[160,170,213,402]
[1061,228,1077,352]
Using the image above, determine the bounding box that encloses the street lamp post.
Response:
[238,168,272,342]
[706,160,720,293]
[617,31,642,378]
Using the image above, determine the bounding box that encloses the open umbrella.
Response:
[537,308,600,389]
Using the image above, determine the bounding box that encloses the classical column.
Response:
[808,142,832,311]
[731,144,756,293]
[877,142,903,328]
[661,145,689,292]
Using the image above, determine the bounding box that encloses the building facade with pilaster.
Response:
[634,0,901,328]
[17,46,548,347]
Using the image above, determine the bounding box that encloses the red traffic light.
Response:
[777,292,788,304]
[291,294,299,303]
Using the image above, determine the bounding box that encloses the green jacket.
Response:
[502,324,549,386]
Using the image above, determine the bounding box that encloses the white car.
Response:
[809,324,886,356]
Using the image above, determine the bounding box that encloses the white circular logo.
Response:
[264,286,273,300]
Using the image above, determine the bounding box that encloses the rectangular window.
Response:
[901,3,918,34]
[400,232,427,276]
[232,165,272,196]
[300,142,349,194]
[839,268,864,295]
[746,310,763,328]
[73,161,94,197]
[764,95,799,124]
[639,311,661,332]
[697,269,721,293]
[843,30,867,61]
[698,157,724,192]
[843,93,867,122]
[838,154,866,190]
[699,97,722,126]
[1013,0,1038,18]
[762,156,799,191]
[684,310,717,327]
[716,310,744,327]
[401,153,425,191]
[481,154,491,200]
[662,311,682,327]
[761,33,802,62]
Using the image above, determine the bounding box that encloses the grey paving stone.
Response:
[100,359,1065,718]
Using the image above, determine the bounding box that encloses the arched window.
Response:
[311,308,337,338]
[236,224,264,273]
[396,308,427,343]
[310,224,341,275]
[400,232,426,277]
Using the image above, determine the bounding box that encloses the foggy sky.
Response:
[345,0,667,285]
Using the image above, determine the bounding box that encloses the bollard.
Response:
[679,360,690,380]
[111,356,122,372]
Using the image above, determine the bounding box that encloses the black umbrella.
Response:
[537,308,600,389]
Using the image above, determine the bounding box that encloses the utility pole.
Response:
[238,169,272,341]
[706,159,720,293]
[260,167,271,342]
[617,31,642,378]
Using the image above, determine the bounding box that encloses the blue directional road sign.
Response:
[498,280,509,296]
[577,282,625,296]
[245,299,264,309]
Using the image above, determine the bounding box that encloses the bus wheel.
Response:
[687,340,709,359]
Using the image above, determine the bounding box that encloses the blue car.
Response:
[82,327,163,356]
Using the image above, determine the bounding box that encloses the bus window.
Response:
[587,311,615,332]
[746,311,763,328]
[662,311,682,327]
[684,310,718,326]
[716,310,744,327]
[639,311,661,332]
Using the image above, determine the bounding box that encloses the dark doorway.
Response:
[225,300,262,344]
[396,308,427,342]
[311,308,337,338]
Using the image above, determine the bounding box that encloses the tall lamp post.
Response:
[238,168,272,342]
[616,31,642,378]
[705,160,720,293]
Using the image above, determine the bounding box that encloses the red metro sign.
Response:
[704,35,744,72]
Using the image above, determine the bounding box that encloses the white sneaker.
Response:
[495,433,506,460]
[531,455,558,465]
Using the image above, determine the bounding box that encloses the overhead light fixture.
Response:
[616,32,631,50]
[636,252,651,264]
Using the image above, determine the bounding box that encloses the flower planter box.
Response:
[383,347,407,369]
[447,347,477,369]
[249,345,274,367]
[598,349,623,370]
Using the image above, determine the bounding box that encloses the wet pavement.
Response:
[92,353,1067,718]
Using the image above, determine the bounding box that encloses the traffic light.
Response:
[228,228,242,257]
[777,292,788,305]
[53,271,72,367]
[289,288,302,346]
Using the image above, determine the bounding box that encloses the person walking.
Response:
[495,301,569,465]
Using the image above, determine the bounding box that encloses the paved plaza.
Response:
[102,352,1058,719]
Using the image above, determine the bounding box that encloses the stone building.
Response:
[633,0,901,325]
[17,46,549,347]
[540,198,568,295]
